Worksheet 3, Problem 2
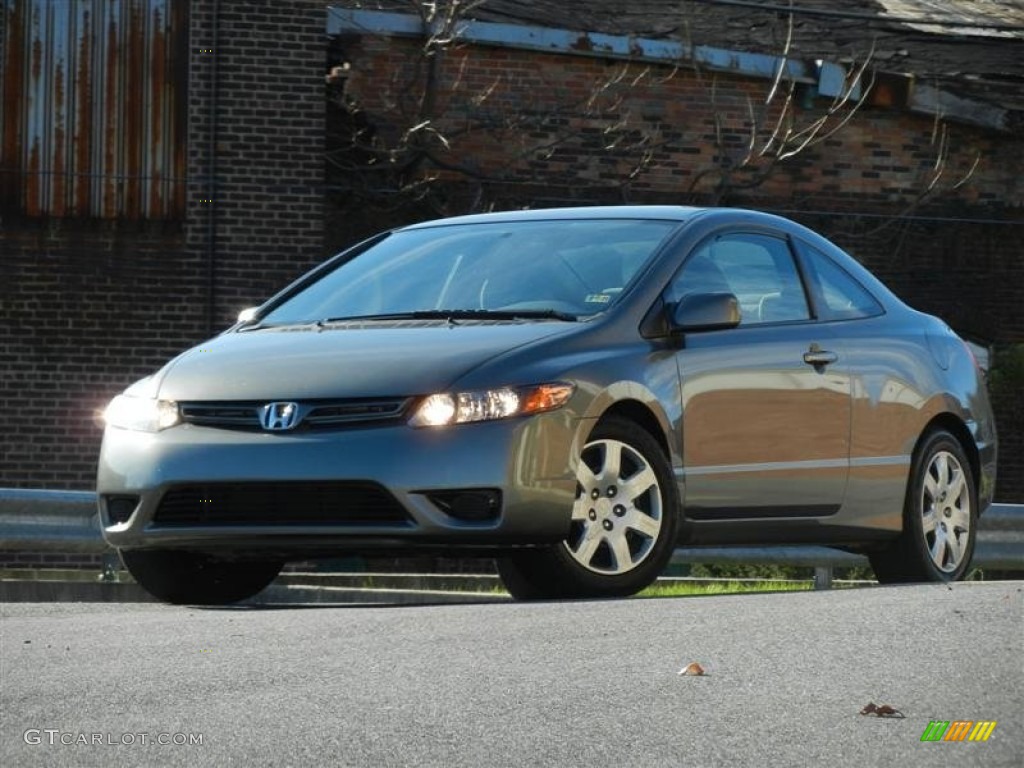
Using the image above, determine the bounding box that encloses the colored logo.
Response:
[920,720,997,742]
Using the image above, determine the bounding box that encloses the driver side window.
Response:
[667,233,811,326]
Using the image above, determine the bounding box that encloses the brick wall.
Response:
[0,0,324,492]
[0,223,201,488]
[335,36,1020,214]
[188,0,325,329]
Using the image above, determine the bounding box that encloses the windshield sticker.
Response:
[585,294,612,304]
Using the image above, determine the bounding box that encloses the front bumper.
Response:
[97,412,585,555]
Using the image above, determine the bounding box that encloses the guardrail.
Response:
[0,489,102,552]
[671,503,1024,570]
[671,504,1024,587]
[1,489,1022,586]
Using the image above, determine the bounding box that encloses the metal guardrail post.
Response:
[814,566,833,590]
[99,552,122,582]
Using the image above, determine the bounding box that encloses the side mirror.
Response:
[670,292,741,333]
[237,307,259,324]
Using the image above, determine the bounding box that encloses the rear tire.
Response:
[120,549,283,605]
[498,416,680,600]
[869,429,977,583]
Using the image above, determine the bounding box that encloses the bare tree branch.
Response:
[326,1,982,220]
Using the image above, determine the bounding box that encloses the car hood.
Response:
[154,322,576,400]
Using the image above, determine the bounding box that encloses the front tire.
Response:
[498,416,680,600]
[869,429,977,583]
[120,550,283,605]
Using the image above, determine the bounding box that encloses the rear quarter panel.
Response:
[840,310,995,530]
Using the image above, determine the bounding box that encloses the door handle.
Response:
[803,345,838,366]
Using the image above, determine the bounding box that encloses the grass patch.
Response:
[638,579,815,598]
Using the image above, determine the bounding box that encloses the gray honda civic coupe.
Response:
[97,206,997,603]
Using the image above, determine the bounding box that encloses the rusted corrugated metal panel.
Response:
[0,0,188,219]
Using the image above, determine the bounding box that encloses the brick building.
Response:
[1,0,325,500]
[1,0,1022,519]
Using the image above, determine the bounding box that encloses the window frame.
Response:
[662,229,819,329]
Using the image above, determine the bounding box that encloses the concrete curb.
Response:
[0,580,157,603]
[0,571,511,605]
[0,578,509,606]
[0,571,848,605]
[251,583,509,605]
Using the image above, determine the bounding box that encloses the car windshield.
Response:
[258,219,676,325]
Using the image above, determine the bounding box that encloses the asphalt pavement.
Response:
[1,582,1021,767]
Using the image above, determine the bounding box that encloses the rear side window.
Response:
[797,242,884,320]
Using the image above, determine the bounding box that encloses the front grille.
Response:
[304,400,408,426]
[178,399,410,430]
[179,403,257,428]
[152,482,413,527]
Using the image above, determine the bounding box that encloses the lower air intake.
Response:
[153,482,412,527]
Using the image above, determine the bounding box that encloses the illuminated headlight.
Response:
[409,383,575,427]
[103,395,181,432]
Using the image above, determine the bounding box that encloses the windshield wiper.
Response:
[237,320,318,332]
[318,309,579,324]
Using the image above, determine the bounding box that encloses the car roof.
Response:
[399,205,705,229]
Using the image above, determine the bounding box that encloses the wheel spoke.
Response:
[945,529,964,569]
[572,530,602,566]
[948,505,970,534]
[929,530,947,569]
[577,461,599,490]
[923,472,940,501]
[921,509,938,535]
[600,442,622,482]
[946,468,966,504]
[625,509,660,539]
[934,454,949,489]
[621,467,657,502]
[609,534,634,572]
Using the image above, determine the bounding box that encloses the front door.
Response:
[667,231,851,519]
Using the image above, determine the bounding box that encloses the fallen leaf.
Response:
[678,662,706,676]
[860,702,904,718]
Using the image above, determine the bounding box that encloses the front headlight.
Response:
[409,383,574,427]
[103,395,180,432]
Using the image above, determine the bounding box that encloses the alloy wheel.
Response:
[920,450,971,573]
[564,438,663,575]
